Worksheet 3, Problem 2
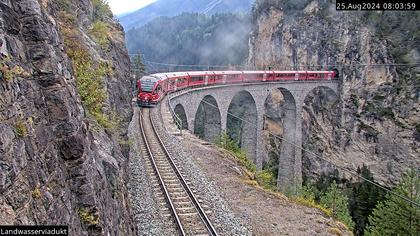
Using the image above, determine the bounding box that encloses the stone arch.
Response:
[194,95,222,142]
[174,104,188,130]
[263,88,297,191]
[301,86,340,184]
[226,91,258,162]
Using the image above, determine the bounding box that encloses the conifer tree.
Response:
[349,165,385,235]
[365,170,420,236]
[320,181,355,230]
[132,54,146,79]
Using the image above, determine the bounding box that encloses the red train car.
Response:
[136,70,338,107]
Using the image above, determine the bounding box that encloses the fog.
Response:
[126,13,251,72]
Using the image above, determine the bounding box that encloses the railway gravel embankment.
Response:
[128,97,351,235]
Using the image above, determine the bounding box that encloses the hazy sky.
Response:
[108,0,156,15]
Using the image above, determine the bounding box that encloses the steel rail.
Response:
[139,109,186,235]
[148,108,218,236]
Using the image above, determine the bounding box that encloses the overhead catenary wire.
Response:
[190,98,420,208]
[139,58,420,69]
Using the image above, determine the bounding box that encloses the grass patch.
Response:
[32,185,42,199]
[60,18,115,129]
[214,132,256,173]
[213,133,353,230]
[91,0,112,20]
[14,119,28,137]
[89,21,110,49]
[329,227,344,236]
[0,57,28,81]
[255,168,277,190]
[290,196,332,217]
[78,208,99,226]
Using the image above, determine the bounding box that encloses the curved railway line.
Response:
[138,108,218,236]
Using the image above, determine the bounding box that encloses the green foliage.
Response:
[0,57,27,81]
[413,123,420,141]
[126,13,250,67]
[363,100,395,121]
[365,170,420,236]
[14,119,28,137]
[61,23,114,129]
[131,54,146,81]
[301,184,317,202]
[357,121,379,142]
[348,165,386,236]
[32,185,42,199]
[320,181,355,231]
[78,208,99,226]
[377,107,395,120]
[361,12,420,64]
[350,94,360,108]
[252,0,311,21]
[289,184,332,217]
[52,0,70,12]
[313,169,347,199]
[215,132,256,173]
[292,196,333,217]
[91,0,112,20]
[255,168,277,190]
[89,21,110,49]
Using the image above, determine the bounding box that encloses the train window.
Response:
[277,73,294,77]
[140,78,155,92]
[191,76,203,82]
[177,78,187,84]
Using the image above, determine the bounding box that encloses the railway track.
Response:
[139,108,218,236]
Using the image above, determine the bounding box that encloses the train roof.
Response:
[145,70,335,81]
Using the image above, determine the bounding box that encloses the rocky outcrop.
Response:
[251,0,419,186]
[0,0,135,235]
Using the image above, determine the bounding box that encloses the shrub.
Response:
[32,185,42,199]
[255,168,277,190]
[349,94,359,107]
[14,120,28,137]
[91,0,112,20]
[60,19,115,129]
[377,107,395,120]
[78,208,99,226]
[89,21,110,49]
[364,170,420,236]
[52,0,70,12]
[0,58,27,81]
[215,132,256,172]
[357,121,379,142]
[320,181,355,231]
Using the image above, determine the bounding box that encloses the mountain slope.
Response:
[0,1,135,234]
[126,13,250,69]
[119,0,253,30]
[250,0,419,186]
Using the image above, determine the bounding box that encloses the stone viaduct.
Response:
[168,81,339,192]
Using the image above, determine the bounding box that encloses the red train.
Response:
[136,70,338,107]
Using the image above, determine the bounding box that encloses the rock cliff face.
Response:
[250,1,419,186]
[0,0,135,235]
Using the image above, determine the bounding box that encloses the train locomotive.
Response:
[136,70,338,107]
